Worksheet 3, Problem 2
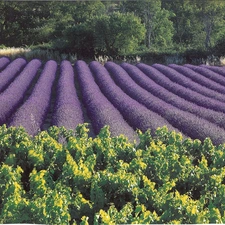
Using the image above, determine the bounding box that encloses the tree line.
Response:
[0,0,225,58]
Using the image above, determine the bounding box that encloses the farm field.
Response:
[2,56,225,224]
[1,1,225,223]
[1,56,225,145]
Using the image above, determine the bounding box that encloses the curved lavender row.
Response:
[0,59,42,125]
[121,62,225,130]
[9,60,57,136]
[169,64,225,96]
[89,61,181,136]
[0,58,27,92]
[52,60,84,130]
[106,62,225,145]
[184,64,225,86]
[74,60,138,142]
[152,64,225,103]
[137,63,225,114]
[0,57,10,71]
[200,65,225,77]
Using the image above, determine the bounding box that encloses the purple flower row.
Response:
[0,59,42,126]
[169,64,225,96]
[0,58,27,93]
[185,64,225,86]
[153,63,225,103]
[0,57,10,71]
[8,60,57,136]
[106,62,225,145]
[137,63,225,114]
[121,62,225,130]
[200,65,225,76]
[89,61,180,136]
[75,60,138,142]
[52,60,84,130]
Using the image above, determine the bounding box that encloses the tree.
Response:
[62,0,106,56]
[0,2,52,46]
[64,23,95,57]
[162,0,225,50]
[91,12,146,55]
[150,8,175,48]
[120,0,174,49]
[192,0,225,49]
[161,0,194,47]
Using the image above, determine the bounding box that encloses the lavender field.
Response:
[1,56,225,145]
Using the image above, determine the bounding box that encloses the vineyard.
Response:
[1,56,225,223]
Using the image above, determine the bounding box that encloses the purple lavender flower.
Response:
[184,64,225,86]
[75,60,138,142]
[121,62,225,130]
[52,60,84,130]
[169,64,225,96]
[0,57,10,71]
[89,61,181,136]
[137,63,225,114]
[9,60,57,136]
[200,65,225,76]
[0,59,41,125]
[153,63,225,102]
[0,58,27,93]
[105,61,225,145]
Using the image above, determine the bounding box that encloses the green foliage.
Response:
[1,124,225,224]
[64,23,95,57]
[152,8,175,48]
[0,164,29,223]
[162,0,225,50]
[91,12,146,55]
[1,1,225,59]
[212,34,225,56]
[120,0,174,49]
[0,2,53,46]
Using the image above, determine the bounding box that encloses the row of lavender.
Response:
[1,56,225,144]
[105,62,225,144]
[0,56,10,71]
[8,60,57,136]
[0,59,42,126]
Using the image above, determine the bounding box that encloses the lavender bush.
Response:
[0,56,10,71]
[106,62,225,145]
[200,65,225,76]
[121,62,225,130]
[184,64,225,86]
[0,59,42,125]
[89,61,181,136]
[52,60,84,130]
[169,64,225,96]
[75,60,138,142]
[9,60,57,136]
[153,64,225,103]
[137,63,225,114]
[0,58,27,92]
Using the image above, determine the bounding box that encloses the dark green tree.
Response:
[91,12,146,55]
[162,0,225,50]
[161,0,194,48]
[192,0,225,49]
[120,0,174,49]
[62,0,106,56]
[0,2,52,46]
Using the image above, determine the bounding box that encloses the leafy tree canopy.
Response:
[0,0,225,57]
[91,12,146,55]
